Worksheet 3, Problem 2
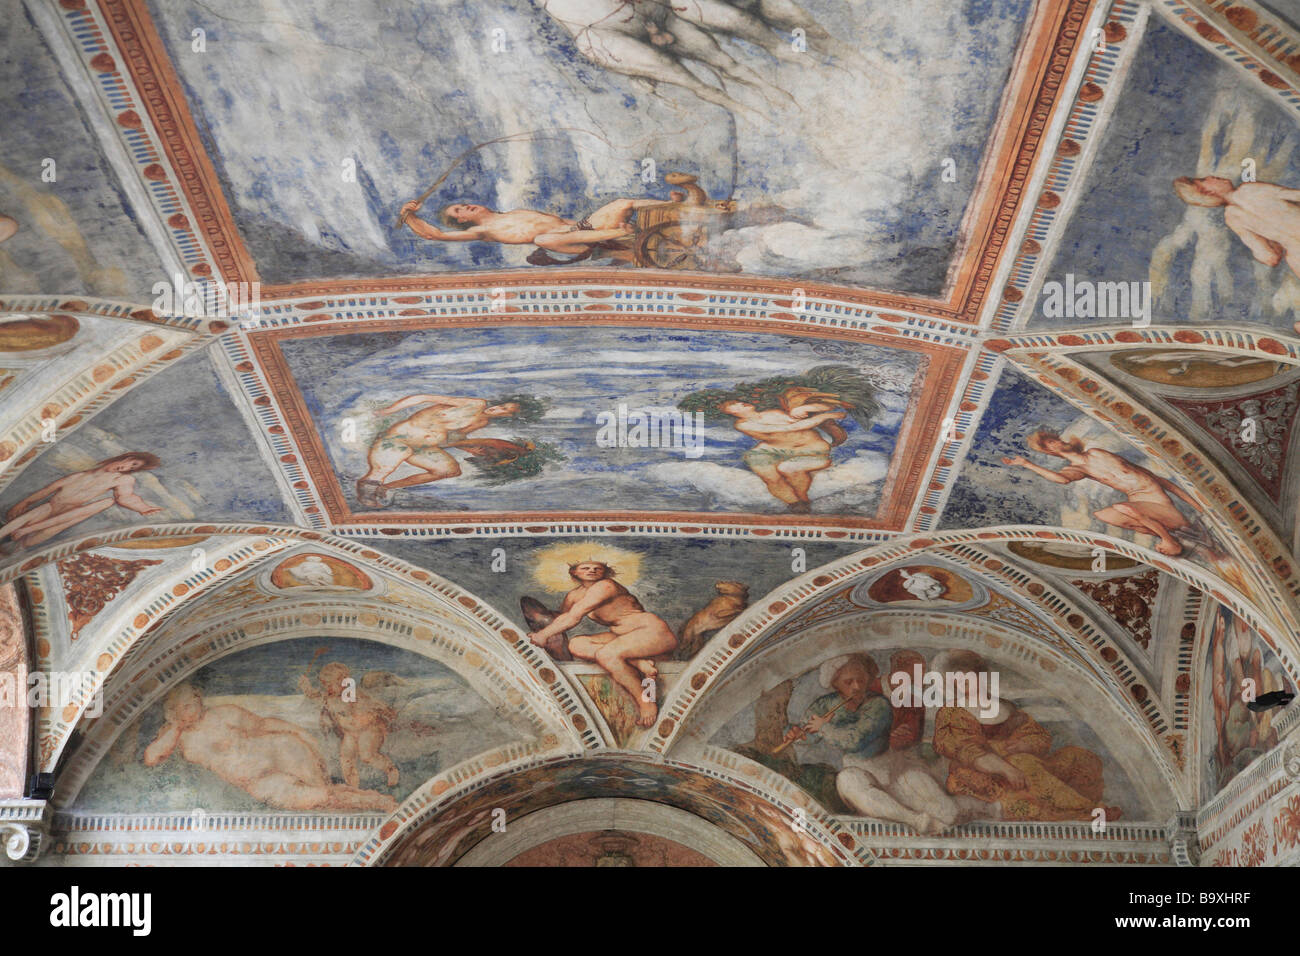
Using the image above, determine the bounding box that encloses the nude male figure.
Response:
[720,399,847,513]
[400,195,672,257]
[526,561,678,727]
[1002,430,1200,556]
[298,661,401,789]
[0,453,162,549]
[356,394,520,507]
[143,683,397,811]
[1175,176,1300,278]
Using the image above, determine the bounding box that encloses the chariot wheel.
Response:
[636,222,709,270]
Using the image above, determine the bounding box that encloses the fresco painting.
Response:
[1106,350,1287,389]
[376,534,862,655]
[713,647,1147,828]
[1202,605,1295,801]
[374,535,861,731]
[0,584,27,799]
[1038,19,1300,335]
[75,637,532,812]
[281,326,921,518]
[5,0,1300,875]
[0,9,166,299]
[269,553,374,592]
[0,350,291,562]
[941,369,1205,546]
[145,0,1034,290]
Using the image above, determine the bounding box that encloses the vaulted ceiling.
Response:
[2,0,1300,867]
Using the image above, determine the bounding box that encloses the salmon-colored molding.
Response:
[36,1,252,285]
[986,325,1300,361]
[987,0,1147,335]
[240,285,984,346]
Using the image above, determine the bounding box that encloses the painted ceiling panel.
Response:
[708,644,1155,823]
[72,635,533,812]
[144,0,1033,291]
[1034,18,1300,335]
[1072,346,1300,540]
[273,324,922,521]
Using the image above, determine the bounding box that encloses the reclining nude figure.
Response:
[143,683,397,811]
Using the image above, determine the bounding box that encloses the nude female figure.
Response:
[143,683,396,811]
[400,196,672,257]
[525,561,677,727]
[720,399,847,513]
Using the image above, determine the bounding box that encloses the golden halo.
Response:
[530,541,644,593]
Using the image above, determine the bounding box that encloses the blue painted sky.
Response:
[147,0,1032,291]
[281,325,920,516]
[1035,19,1300,332]
[939,365,1161,532]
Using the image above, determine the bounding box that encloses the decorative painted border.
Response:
[1198,735,1300,854]
[359,752,861,867]
[63,0,261,284]
[225,285,983,345]
[1160,0,1300,116]
[46,810,379,864]
[987,0,1146,336]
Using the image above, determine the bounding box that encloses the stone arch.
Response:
[674,611,1187,812]
[453,798,765,866]
[649,527,1296,756]
[23,524,605,771]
